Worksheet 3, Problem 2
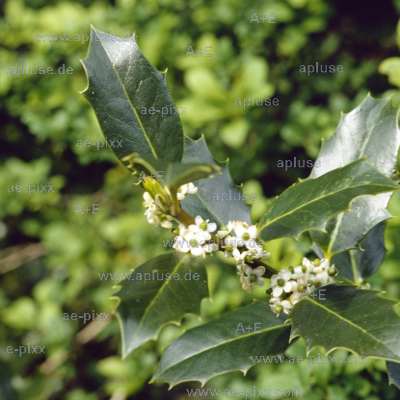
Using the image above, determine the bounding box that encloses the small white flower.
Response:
[278,270,292,282]
[177,182,198,200]
[144,207,158,225]
[172,227,190,253]
[227,221,257,240]
[185,232,206,256]
[272,286,284,297]
[194,215,217,233]
[232,247,246,263]
[185,230,207,257]
[187,224,211,242]
[220,220,267,273]
[143,191,154,207]
[302,257,313,271]
[224,221,258,249]
[223,235,240,249]
[143,192,158,224]
[283,280,296,293]
[270,274,280,287]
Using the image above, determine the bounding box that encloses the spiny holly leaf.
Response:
[81,26,183,172]
[310,95,400,257]
[181,136,251,226]
[290,285,400,362]
[162,162,221,192]
[152,301,290,388]
[311,95,399,178]
[332,222,386,281]
[258,159,398,241]
[387,362,400,389]
[113,253,208,358]
[311,195,391,257]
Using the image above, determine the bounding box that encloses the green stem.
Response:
[349,250,362,285]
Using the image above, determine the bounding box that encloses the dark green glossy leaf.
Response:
[310,95,400,257]
[258,159,398,241]
[152,301,290,388]
[290,285,400,362]
[163,162,221,192]
[81,26,183,171]
[387,362,400,389]
[181,136,251,226]
[332,222,386,281]
[114,253,208,358]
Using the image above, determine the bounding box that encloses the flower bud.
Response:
[328,266,337,276]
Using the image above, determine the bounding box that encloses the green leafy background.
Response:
[1,0,400,399]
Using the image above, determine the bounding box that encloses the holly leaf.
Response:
[310,95,400,257]
[162,162,221,192]
[290,285,400,362]
[181,136,251,226]
[81,26,184,172]
[113,253,208,358]
[258,159,398,241]
[152,301,290,388]
[387,361,400,389]
[332,222,386,281]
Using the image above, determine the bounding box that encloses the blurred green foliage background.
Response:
[1,0,400,399]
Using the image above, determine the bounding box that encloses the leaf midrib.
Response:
[303,296,397,357]
[94,30,159,160]
[134,256,186,338]
[326,212,344,257]
[157,319,288,376]
[260,176,394,232]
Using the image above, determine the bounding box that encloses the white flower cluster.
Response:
[173,216,218,257]
[173,219,268,290]
[269,257,336,316]
[217,221,268,290]
[218,221,267,263]
[141,180,268,291]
